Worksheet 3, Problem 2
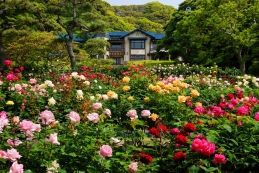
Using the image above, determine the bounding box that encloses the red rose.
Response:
[157,123,167,132]
[184,123,196,132]
[140,154,152,164]
[237,93,243,99]
[173,151,186,161]
[227,93,234,100]
[175,135,188,145]
[149,127,160,137]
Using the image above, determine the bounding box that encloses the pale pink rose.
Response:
[103,109,111,117]
[9,161,24,173]
[6,148,22,162]
[0,80,2,85]
[128,162,138,172]
[29,78,37,84]
[255,112,259,121]
[92,102,102,110]
[0,150,7,158]
[7,138,22,147]
[46,133,60,145]
[141,110,151,118]
[99,145,112,158]
[39,110,55,125]
[0,115,9,133]
[68,111,80,124]
[126,110,138,120]
[14,84,22,92]
[87,113,99,123]
[19,120,41,137]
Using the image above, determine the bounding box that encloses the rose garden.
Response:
[1,59,259,173]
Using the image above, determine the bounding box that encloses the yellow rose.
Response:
[151,113,158,121]
[191,89,200,97]
[144,97,150,102]
[178,96,186,103]
[195,102,202,107]
[128,96,134,101]
[173,79,181,86]
[123,86,130,92]
[6,101,14,105]
[122,76,130,83]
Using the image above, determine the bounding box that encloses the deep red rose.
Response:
[237,93,243,99]
[173,151,186,161]
[157,123,167,132]
[227,93,234,100]
[140,154,152,164]
[175,135,188,145]
[149,127,160,137]
[184,123,196,132]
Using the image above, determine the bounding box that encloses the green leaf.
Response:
[24,170,33,173]
[58,169,67,173]
[206,135,218,143]
[230,139,238,146]
[223,124,232,133]
[188,165,200,173]
[243,146,251,153]
[69,152,77,157]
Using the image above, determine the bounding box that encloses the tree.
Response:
[84,38,110,58]
[161,0,259,74]
[0,0,48,67]
[47,0,108,70]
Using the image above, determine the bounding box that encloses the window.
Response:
[113,58,121,65]
[131,40,145,49]
[152,43,157,50]
[131,55,145,61]
[111,44,122,51]
[98,55,104,59]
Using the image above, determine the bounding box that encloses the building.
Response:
[103,28,168,65]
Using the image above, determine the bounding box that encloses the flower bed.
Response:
[1,60,259,173]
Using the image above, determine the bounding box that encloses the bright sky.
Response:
[105,0,184,8]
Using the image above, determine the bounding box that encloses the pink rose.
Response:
[39,110,55,125]
[12,116,20,124]
[99,145,112,158]
[236,106,250,116]
[92,102,102,110]
[19,120,41,137]
[4,60,12,66]
[103,109,111,117]
[128,162,138,172]
[141,110,151,118]
[6,148,22,162]
[170,128,180,135]
[194,106,205,114]
[255,112,259,121]
[126,110,138,120]
[68,111,80,124]
[87,113,99,123]
[7,138,22,147]
[9,161,24,173]
[213,154,226,164]
[6,74,18,81]
[46,133,60,145]
[0,150,6,158]
[29,78,37,84]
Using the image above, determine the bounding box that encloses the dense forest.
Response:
[0,0,174,69]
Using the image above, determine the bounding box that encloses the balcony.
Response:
[107,48,125,56]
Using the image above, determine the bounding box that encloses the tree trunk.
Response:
[0,32,6,69]
[235,49,246,75]
[67,37,76,70]
[66,28,76,70]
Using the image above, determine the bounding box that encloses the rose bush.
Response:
[0,60,259,172]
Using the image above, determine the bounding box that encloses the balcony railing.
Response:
[106,48,125,52]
